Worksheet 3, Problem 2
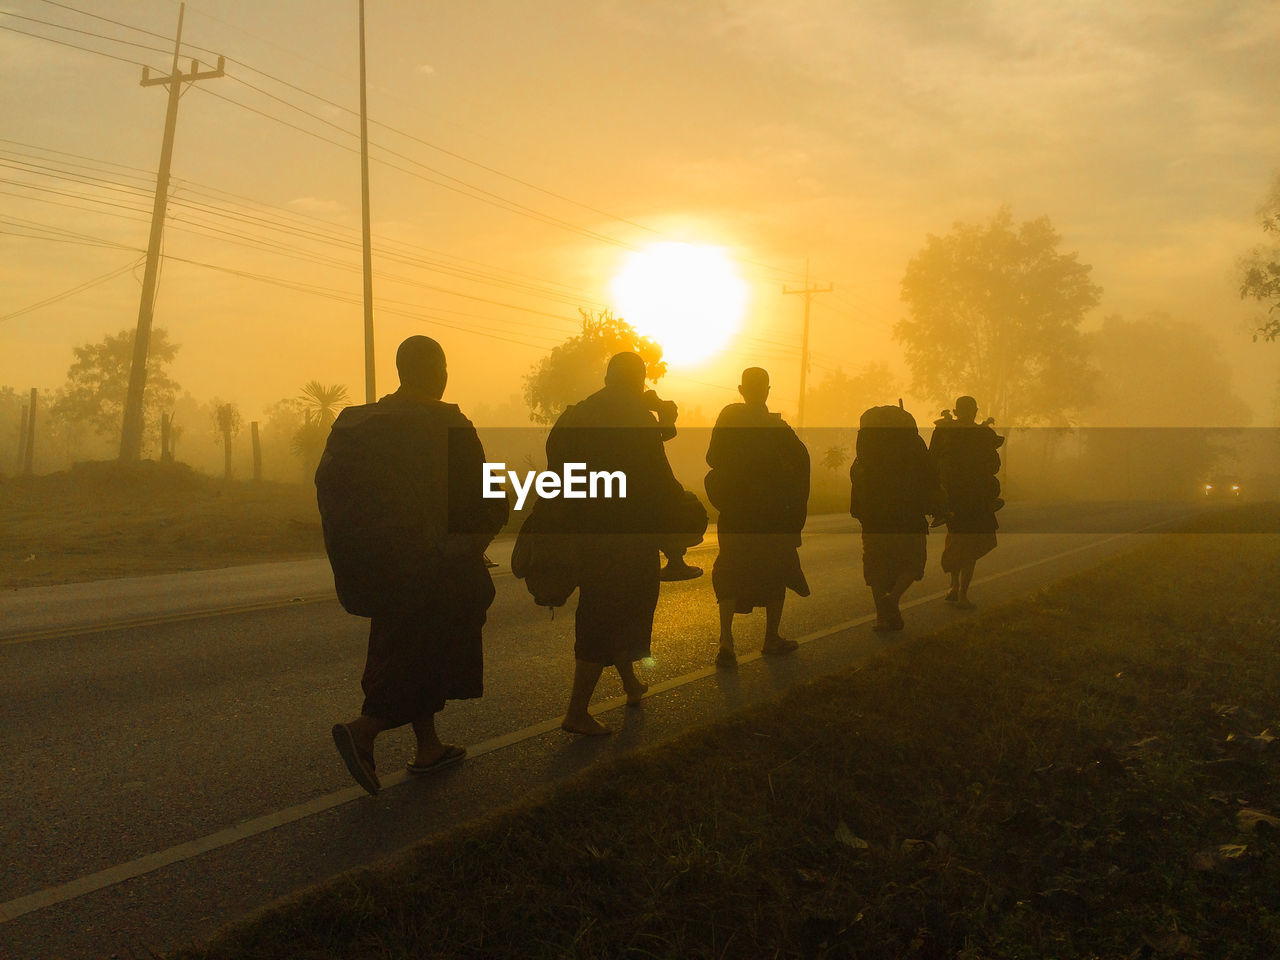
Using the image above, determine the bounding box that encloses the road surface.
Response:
[0,502,1195,958]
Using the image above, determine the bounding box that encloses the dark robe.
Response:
[705,402,810,612]
[929,421,1001,571]
[545,384,685,666]
[849,410,943,593]
[321,388,508,726]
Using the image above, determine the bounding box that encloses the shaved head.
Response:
[604,351,647,392]
[739,367,770,405]
[396,336,447,397]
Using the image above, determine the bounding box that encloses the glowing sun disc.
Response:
[611,242,747,366]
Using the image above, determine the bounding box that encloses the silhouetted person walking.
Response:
[318,336,508,794]
[930,395,1002,609]
[849,404,943,631]
[705,367,810,667]
[547,352,687,735]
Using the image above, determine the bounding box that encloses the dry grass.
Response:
[0,460,324,589]
[168,505,1280,959]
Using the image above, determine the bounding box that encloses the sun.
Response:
[610,242,747,367]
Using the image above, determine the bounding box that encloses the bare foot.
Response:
[623,681,649,705]
[561,715,611,736]
[944,588,959,602]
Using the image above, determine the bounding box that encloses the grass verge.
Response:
[172,505,1280,958]
[0,461,324,589]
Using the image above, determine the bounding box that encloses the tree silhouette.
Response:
[288,382,348,480]
[1238,174,1280,342]
[524,309,666,424]
[820,445,849,472]
[212,401,242,480]
[52,327,181,452]
[297,381,350,427]
[804,363,901,428]
[895,208,1100,424]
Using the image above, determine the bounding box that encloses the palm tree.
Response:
[212,401,242,479]
[821,445,849,472]
[292,382,348,481]
[297,382,350,429]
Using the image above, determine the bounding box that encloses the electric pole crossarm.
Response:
[141,56,225,87]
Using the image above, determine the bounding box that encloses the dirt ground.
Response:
[1,461,326,589]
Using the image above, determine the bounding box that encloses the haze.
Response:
[2,0,1278,443]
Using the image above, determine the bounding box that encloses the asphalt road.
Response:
[0,502,1197,958]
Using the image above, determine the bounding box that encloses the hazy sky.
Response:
[2,0,1278,427]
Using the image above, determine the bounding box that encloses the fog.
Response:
[2,0,1279,479]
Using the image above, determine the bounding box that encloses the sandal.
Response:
[332,723,380,796]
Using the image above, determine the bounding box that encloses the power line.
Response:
[33,0,172,42]
[3,209,584,344]
[190,84,639,251]
[0,137,156,176]
[161,254,564,352]
[0,22,156,67]
[7,6,651,256]
[7,2,820,355]
[11,5,809,289]
[2,11,173,55]
[1,148,603,310]
[0,228,133,249]
[0,258,142,322]
[0,139,600,305]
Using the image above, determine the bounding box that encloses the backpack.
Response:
[510,497,579,608]
[849,405,943,523]
[314,403,451,616]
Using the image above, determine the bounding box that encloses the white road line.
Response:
[0,570,528,647]
[0,520,1180,924]
[0,596,336,646]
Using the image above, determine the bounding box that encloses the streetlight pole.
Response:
[358,0,376,403]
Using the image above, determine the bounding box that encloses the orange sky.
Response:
[2,0,1279,427]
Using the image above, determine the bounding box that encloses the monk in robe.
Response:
[705,367,810,667]
[326,336,508,795]
[930,395,1002,609]
[849,404,944,631]
[547,352,687,735]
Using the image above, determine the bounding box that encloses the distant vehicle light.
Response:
[1203,480,1241,498]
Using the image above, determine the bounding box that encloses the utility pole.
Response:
[783,260,832,430]
[16,403,28,470]
[119,3,223,461]
[358,0,376,403]
[23,388,37,475]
